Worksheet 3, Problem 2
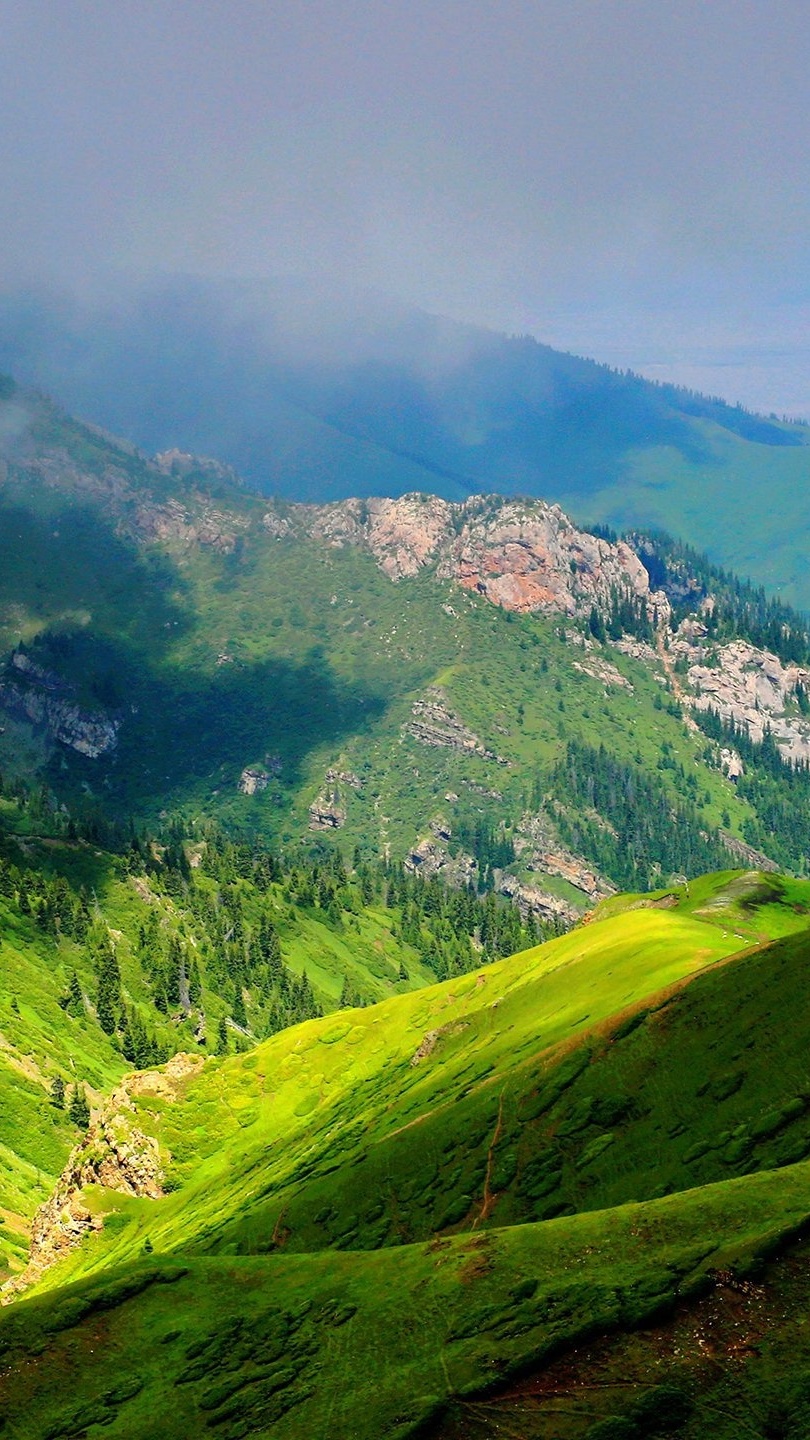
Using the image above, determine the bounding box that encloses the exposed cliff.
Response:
[671,630,810,766]
[0,653,119,757]
[264,494,670,622]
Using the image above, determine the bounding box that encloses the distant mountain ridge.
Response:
[3,377,810,910]
[2,276,810,606]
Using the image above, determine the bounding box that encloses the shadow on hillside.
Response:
[46,636,386,818]
[0,500,190,662]
[0,497,384,821]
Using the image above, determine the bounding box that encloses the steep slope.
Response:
[0,381,784,915]
[3,873,810,1438]
[2,278,810,605]
[0,786,541,1287]
[13,871,810,1296]
[7,903,740,1296]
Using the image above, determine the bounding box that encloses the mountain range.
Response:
[1,277,809,606]
[3,325,810,1438]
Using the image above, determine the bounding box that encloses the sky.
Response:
[2,0,810,414]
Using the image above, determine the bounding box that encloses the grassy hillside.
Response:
[3,872,810,1437]
[17,903,741,1292]
[0,385,782,907]
[4,1168,810,1440]
[0,786,541,1285]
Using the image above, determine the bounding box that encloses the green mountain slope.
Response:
[2,378,803,916]
[0,786,541,1286]
[16,903,742,1293]
[5,1167,810,1440]
[3,872,810,1437]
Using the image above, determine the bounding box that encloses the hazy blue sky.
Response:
[2,0,809,411]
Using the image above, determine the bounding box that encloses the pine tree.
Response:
[231,986,247,1029]
[188,958,203,1006]
[69,1083,91,1128]
[216,1016,229,1056]
[50,1075,65,1108]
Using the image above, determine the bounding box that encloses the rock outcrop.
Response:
[2,1108,162,1301]
[2,1054,202,1302]
[496,873,583,928]
[0,653,119,757]
[309,792,346,830]
[514,813,615,903]
[238,766,270,795]
[154,448,242,488]
[403,811,605,926]
[304,493,453,580]
[405,689,507,762]
[132,497,246,552]
[404,835,478,887]
[718,832,781,873]
[435,501,662,619]
[264,494,670,622]
[673,634,810,766]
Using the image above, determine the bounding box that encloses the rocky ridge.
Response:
[265,494,671,622]
[2,1053,202,1302]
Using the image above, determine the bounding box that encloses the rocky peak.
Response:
[265,493,670,622]
[435,499,660,618]
[154,448,242,487]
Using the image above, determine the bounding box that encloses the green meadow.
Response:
[4,872,810,1437]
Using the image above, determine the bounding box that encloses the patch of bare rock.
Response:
[132,497,247,553]
[1,1054,202,1302]
[1,1114,161,1302]
[514,812,616,902]
[718,831,780,873]
[405,688,507,763]
[673,630,810,765]
[308,764,364,830]
[263,493,671,622]
[404,811,606,927]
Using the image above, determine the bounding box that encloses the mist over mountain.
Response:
[2,275,810,607]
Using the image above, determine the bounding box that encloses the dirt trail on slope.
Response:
[472,1089,507,1230]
